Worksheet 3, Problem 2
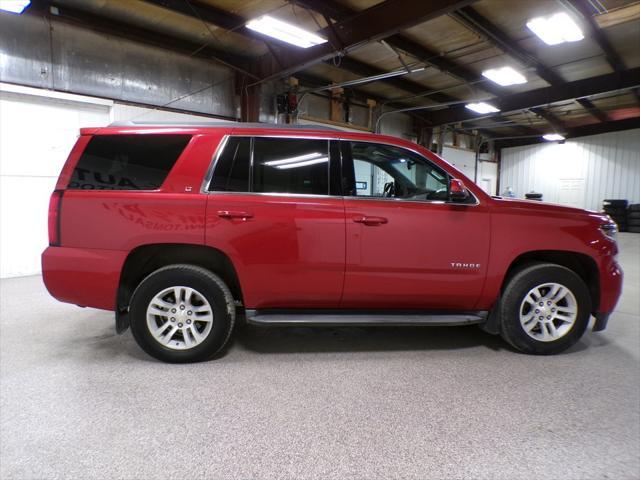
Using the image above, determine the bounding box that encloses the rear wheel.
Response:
[129,264,236,363]
[500,263,591,354]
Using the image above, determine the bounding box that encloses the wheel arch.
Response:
[502,250,600,312]
[117,244,243,312]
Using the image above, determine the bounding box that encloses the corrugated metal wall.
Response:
[500,128,640,210]
[0,12,237,118]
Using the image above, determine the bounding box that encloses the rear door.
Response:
[340,140,491,310]
[204,135,346,310]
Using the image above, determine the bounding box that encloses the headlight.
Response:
[600,222,618,242]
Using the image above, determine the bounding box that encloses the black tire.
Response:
[500,263,591,355]
[129,264,236,363]
[603,207,626,216]
[603,199,628,207]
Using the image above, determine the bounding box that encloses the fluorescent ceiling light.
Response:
[482,66,527,86]
[0,0,31,14]
[465,102,500,114]
[543,133,565,141]
[246,15,327,48]
[526,12,584,46]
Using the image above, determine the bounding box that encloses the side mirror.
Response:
[449,178,471,202]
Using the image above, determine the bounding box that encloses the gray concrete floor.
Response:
[1,235,639,480]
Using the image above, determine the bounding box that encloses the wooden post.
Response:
[366,99,377,131]
[330,87,344,123]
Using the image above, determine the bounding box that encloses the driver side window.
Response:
[346,141,450,201]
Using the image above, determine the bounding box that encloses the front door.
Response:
[340,141,490,310]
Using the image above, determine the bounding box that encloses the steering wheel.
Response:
[383,181,395,197]
[426,187,448,200]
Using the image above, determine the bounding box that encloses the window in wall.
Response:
[348,142,450,201]
[208,137,251,192]
[69,134,192,190]
[252,138,329,195]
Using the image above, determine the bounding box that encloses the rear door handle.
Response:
[217,210,254,220]
[353,216,388,226]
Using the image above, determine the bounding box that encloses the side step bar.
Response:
[245,309,487,327]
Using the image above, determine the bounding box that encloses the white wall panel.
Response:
[500,129,640,210]
[478,160,498,196]
[442,146,476,180]
[110,104,230,124]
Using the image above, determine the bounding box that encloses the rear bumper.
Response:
[41,246,127,311]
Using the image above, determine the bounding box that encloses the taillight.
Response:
[48,190,63,246]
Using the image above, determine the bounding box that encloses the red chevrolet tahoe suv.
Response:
[42,122,623,363]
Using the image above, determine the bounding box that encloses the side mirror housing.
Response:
[449,178,471,202]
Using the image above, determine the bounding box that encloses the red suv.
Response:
[42,122,623,362]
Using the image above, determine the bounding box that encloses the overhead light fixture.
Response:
[246,15,328,48]
[526,12,584,46]
[465,102,500,114]
[482,66,527,86]
[0,0,31,14]
[543,133,565,141]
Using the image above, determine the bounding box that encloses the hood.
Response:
[492,197,612,224]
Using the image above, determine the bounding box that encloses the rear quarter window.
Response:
[68,134,192,190]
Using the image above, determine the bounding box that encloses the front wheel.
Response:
[129,264,236,363]
[500,263,592,355]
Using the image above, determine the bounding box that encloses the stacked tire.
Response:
[602,199,628,232]
[629,204,640,234]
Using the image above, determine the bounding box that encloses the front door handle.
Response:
[217,210,254,220]
[353,216,388,226]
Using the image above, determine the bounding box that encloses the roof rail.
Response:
[108,120,343,131]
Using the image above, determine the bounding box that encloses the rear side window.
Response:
[208,137,251,192]
[252,138,329,195]
[68,134,191,190]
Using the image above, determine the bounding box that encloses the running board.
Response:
[245,310,487,327]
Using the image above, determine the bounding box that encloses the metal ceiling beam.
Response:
[424,67,640,125]
[451,6,564,85]
[146,0,527,137]
[574,98,609,122]
[529,107,566,132]
[495,116,640,148]
[294,0,502,94]
[565,0,627,72]
[336,58,455,104]
[565,0,629,117]
[133,0,439,117]
[142,0,475,120]
[143,0,302,51]
[451,6,610,124]
[294,0,543,136]
[257,0,478,81]
[144,0,243,31]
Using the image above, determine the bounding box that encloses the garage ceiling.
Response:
[29,0,640,144]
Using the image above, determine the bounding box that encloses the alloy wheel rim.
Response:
[519,282,578,342]
[146,286,214,350]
